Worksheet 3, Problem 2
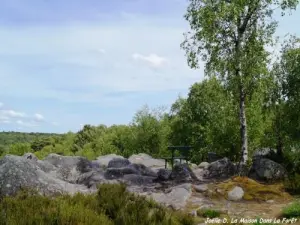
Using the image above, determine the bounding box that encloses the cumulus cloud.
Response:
[34,113,45,121]
[0,109,26,118]
[16,120,39,127]
[132,53,169,68]
[51,121,59,126]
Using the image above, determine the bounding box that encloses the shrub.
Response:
[281,201,300,218]
[197,209,221,218]
[0,183,195,225]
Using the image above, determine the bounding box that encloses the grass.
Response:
[0,183,195,225]
[197,208,221,218]
[216,176,292,201]
[281,201,300,218]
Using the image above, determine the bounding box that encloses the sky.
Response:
[0,0,299,133]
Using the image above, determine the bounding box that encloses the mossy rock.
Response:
[216,176,292,202]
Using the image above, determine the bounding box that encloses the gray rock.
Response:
[198,162,210,169]
[204,157,235,179]
[127,163,157,177]
[128,153,165,168]
[156,168,172,181]
[249,158,286,182]
[149,183,193,210]
[96,154,124,167]
[23,153,38,162]
[170,164,199,183]
[207,152,222,163]
[107,158,130,169]
[76,170,105,188]
[123,174,155,186]
[104,167,137,179]
[228,186,244,201]
[0,155,90,196]
[44,154,82,168]
[194,184,208,193]
[252,148,282,163]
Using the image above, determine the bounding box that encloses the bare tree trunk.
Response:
[239,85,248,165]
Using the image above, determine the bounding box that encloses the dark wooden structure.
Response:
[162,146,192,169]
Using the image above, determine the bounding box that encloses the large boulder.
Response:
[104,167,137,179]
[204,157,235,179]
[156,168,172,182]
[127,163,157,177]
[0,155,90,196]
[249,158,286,182]
[149,183,193,210]
[44,154,93,183]
[252,148,282,163]
[104,163,157,180]
[107,158,130,169]
[128,153,165,168]
[96,154,124,167]
[76,170,105,188]
[207,152,222,163]
[170,164,199,183]
[123,174,155,186]
[198,162,210,169]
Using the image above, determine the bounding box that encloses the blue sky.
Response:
[0,0,299,133]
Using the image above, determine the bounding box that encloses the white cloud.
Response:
[51,121,59,126]
[132,53,169,68]
[0,109,26,118]
[16,120,39,127]
[34,113,45,121]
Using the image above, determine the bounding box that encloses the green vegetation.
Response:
[281,201,300,218]
[0,0,299,195]
[0,183,195,225]
[197,209,221,218]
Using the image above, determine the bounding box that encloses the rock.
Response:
[127,163,157,177]
[123,174,155,186]
[0,155,90,196]
[198,162,210,169]
[76,170,105,188]
[104,167,137,179]
[128,153,165,168]
[252,148,282,163]
[228,186,244,201]
[44,155,93,183]
[149,183,193,210]
[23,153,38,162]
[44,154,85,168]
[249,158,286,182]
[266,200,275,203]
[207,152,222,163]
[107,158,131,169]
[156,168,172,181]
[190,163,198,169]
[96,154,124,167]
[170,164,199,183]
[204,157,235,179]
[194,184,208,193]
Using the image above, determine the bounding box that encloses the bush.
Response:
[0,183,195,225]
[281,201,300,218]
[197,209,221,218]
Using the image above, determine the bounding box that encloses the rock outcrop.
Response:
[249,158,286,182]
[204,157,235,179]
[0,155,91,196]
